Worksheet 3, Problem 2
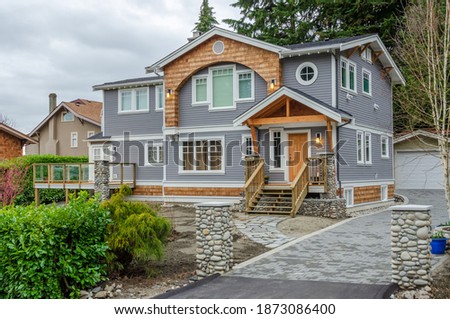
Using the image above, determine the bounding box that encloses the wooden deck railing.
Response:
[33,163,137,188]
[307,157,327,188]
[291,163,309,217]
[244,157,265,211]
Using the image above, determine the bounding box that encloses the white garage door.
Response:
[395,151,444,189]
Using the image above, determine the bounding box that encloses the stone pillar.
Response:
[94,160,110,201]
[318,153,337,199]
[391,205,432,289]
[195,202,233,279]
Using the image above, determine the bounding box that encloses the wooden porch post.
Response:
[65,189,70,205]
[34,188,40,206]
[326,119,333,152]
[250,125,259,155]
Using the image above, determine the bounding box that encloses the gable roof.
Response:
[145,27,286,73]
[144,28,404,85]
[233,86,353,126]
[30,99,102,136]
[0,123,37,144]
[394,129,447,144]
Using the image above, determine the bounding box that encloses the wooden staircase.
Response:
[247,186,292,215]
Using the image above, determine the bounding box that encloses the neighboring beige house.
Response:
[26,93,102,156]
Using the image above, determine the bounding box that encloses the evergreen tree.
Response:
[194,0,218,33]
[224,0,408,48]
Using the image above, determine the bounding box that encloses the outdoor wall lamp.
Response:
[315,133,323,146]
[166,89,173,98]
[270,79,276,89]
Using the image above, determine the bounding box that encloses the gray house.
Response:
[90,27,404,212]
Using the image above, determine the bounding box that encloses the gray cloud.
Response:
[0,0,239,133]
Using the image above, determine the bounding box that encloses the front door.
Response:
[288,133,308,182]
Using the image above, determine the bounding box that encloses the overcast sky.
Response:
[0,0,240,133]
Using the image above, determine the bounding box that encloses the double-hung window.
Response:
[242,135,254,157]
[193,76,208,104]
[212,67,234,109]
[181,139,223,172]
[270,130,282,170]
[357,131,372,165]
[70,132,78,148]
[341,58,357,93]
[119,88,149,113]
[357,131,364,164]
[365,133,372,164]
[381,136,389,158]
[237,71,254,101]
[155,85,164,110]
[147,142,164,165]
[362,69,372,96]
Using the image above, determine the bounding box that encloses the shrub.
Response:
[0,192,110,298]
[0,155,88,205]
[102,185,171,271]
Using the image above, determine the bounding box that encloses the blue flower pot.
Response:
[430,238,447,254]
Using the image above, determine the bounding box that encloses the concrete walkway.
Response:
[160,190,447,298]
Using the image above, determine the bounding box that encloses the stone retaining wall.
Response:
[195,202,233,278]
[299,198,347,219]
[391,205,432,289]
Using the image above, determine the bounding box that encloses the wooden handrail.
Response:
[244,159,265,211]
[290,163,309,217]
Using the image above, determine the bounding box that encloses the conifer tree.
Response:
[194,0,218,33]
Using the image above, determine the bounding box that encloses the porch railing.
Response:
[33,163,137,188]
[290,163,309,217]
[244,157,265,211]
[307,157,327,188]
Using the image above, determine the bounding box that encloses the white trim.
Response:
[128,195,241,204]
[345,122,393,137]
[362,68,372,96]
[101,91,105,132]
[343,187,354,207]
[212,40,225,55]
[393,129,446,144]
[108,134,164,141]
[339,180,395,187]
[241,134,254,157]
[118,87,149,113]
[163,125,249,135]
[233,87,347,126]
[365,132,372,165]
[356,131,364,164]
[295,62,318,86]
[145,27,285,73]
[209,64,236,111]
[145,141,164,166]
[236,69,255,102]
[192,75,209,106]
[163,181,244,188]
[269,128,284,172]
[62,111,75,122]
[93,78,163,91]
[87,131,95,138]
[331,54,337,107]
[155,85,165,111]
[135,181,163,186]
[340,56,357,94]
[70,132,78,148]
[178,136,225,175]
[381,135,389,158]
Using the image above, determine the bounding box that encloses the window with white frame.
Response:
[381,185,388,201]
[212,67,234,109]
[119,88,149,113]
[381,136,389,158]
[87,131,95,138]
[237,71,254,100]
[296,62,319,86]
[155,85,164,110]
[344,188,354,207]
[147,142,164,165]
[242,135,253,156]
[365,132,372,164]
[92,146,113,162]
[193,76,208,104]
[62,111,74,122]
[70,132,78,148]
[362,69,372,95]
[361,47,373,63]
[357,131,364,164]
[93,147,102,161]
[341,58,357,92]
[271,130,282,169]
[181,140,223,172]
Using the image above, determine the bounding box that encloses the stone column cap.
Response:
[195,202,233,208]
[391,205,433,211]
[316,152,335,156]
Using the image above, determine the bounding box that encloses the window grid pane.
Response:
[341,61,347,87]
[238,73,252,99]
[273,132,282,168]
[357,133,363,162]
[195,78,207,102]
[349,65,355,90]
[212,68,233,108]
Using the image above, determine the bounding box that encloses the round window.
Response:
[295,62,318,86]
[212,40,225,54]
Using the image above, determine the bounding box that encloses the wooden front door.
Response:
[288,133,308,182]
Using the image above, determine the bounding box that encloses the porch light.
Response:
[166,89,173,98]
[270,79,276,89]
[315,133,322,146]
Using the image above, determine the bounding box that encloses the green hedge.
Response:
[0,155,88,205]
[0,192,110,298]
